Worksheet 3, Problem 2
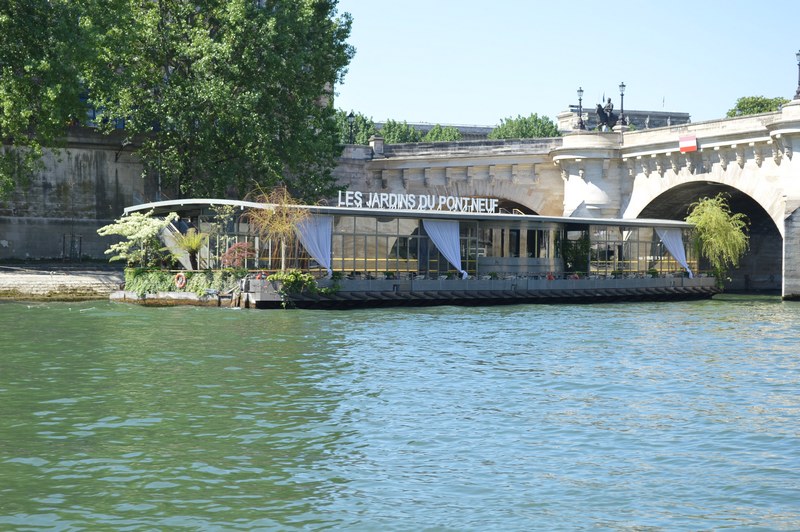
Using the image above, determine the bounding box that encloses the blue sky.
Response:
[333,0,800,127]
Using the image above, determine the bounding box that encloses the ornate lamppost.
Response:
[577,87,585,130]
[794,50,800,100]
[347,111,355,144]
[619,82,626,125]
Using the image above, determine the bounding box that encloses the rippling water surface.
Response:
[1,296,799,530]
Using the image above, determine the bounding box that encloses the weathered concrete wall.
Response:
[0,128,161,260]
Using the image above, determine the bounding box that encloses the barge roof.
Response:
[125,199,693,229]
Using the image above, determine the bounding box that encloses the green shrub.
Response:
[124,268,176,297]
[267,269,318,294]
[124,268,245,298]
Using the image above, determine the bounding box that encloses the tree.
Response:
[1,1,354,203]
[422,124,462,142]
[247,186,309,271]
[220,241,256,268]
[96,210,178,267]
[488,113,560,139]
[379,119,422,143]
[726,96,789,117]
[685,193,749,284]
[0,0,92,199]
[335,109,377,145]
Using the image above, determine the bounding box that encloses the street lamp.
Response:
[795,50,800,100]
[619,82,626,125]
[577,87,585,130]
[347,111,355,144]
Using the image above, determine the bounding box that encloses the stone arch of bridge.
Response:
[497,199,537,215]
[633,181,782,292]
[440,179,553,216]
[623,174,785,237]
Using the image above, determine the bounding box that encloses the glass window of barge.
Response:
[332,215,421,277]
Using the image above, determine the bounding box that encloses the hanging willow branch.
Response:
[685,193,749,282]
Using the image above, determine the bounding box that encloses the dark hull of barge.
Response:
[249,276,720,309]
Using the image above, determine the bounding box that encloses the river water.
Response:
[1,296,799,531]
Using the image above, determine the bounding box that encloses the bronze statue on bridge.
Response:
[596,98,618,129]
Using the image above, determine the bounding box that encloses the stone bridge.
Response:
[334,101,800,298]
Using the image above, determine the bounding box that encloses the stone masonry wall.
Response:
[0,128,160,260]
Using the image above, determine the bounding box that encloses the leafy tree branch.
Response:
[685,193,749,284]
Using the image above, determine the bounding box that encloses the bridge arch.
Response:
[623,174,785,238]
[497,199,537,215]
[632,182,782,292]
[409,179,556,216]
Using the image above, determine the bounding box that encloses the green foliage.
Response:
[488,113,560,139]
[0,0,90,198]
[209,204,237,235]
[97,210,178,267]
[422,124,462,142]
[379,119,423,143]
[267,269,318,294]
[173,228,208,270]
[173,229,208,255]
[0,0,354,202]
[561,232,590,273]
[726,96,789,117]
[124,268,176,297]
[335,115,463,144]
[266,268,337,307]
[686,194,749,283]
[124,268,244,298]
[335,109,377,145]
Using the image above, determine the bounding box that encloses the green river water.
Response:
[0,296,798,530]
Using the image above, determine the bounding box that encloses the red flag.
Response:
[679,135,697,153]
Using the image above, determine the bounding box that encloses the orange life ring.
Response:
[546,273,555,281]
[174,272,187,289]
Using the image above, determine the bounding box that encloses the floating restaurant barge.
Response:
[124,196,719,309]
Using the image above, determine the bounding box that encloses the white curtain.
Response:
[423,219,467,279]
[656,227,693,278]
[295,215,333,276]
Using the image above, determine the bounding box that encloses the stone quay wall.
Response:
[0,266,124,301]
[0,128,162,261]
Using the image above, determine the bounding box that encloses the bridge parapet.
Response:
[381,138,561,159]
